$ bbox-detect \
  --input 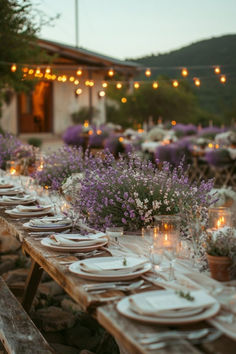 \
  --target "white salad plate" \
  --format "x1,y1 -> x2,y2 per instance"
117,290 -> 220,325
41,237 -> 108,252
